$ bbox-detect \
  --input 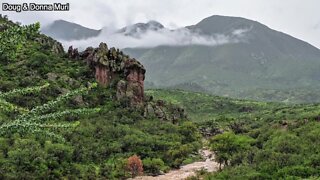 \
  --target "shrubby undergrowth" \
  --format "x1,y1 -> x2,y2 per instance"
149,89 -> 320,179
0,16 -> 201,179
